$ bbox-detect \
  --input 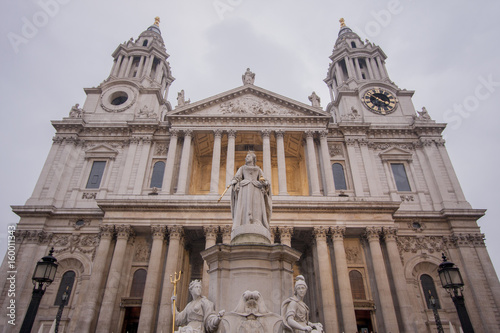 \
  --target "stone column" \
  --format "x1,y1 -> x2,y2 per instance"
313,227 -> 339,333
133,137 -> 152,194
261,130 -> 272,182
364,227 -> 399,333
354,57 -> 362,80
345,138 -> 364,196
369,58 -> 381,79
124,56 -> 134,77
335,62 -> 343,84
305,131 -> 321,196
221,225 -> 232,244
157,226 -> 184,331
365,57 -> 375,79
344,56 -> 354,79
382,227 -> 414,333
276,130 -> 288,195
202,226 -> 218,295
114,54 -> 123,76
376,57 -> 388,78
162,129 -> 179,194
225,130 -> 236,186
359,139 -> 381,197
137,225 -> 166,333
278,226 -> 293,247
137,55 -> 146,77
421,139 -> 451,203
176,129 -> 193,194
96,225 -> 134,333
119,137 -> 139,193
270,227 -> 277,244
76,225 -> 114,332
210,129 -> 223,194
144,54 -> 154,77
319,130 -> 335,196
154,62 -> 164,83
436,140 -> 468,203
331,227 -> 357,333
